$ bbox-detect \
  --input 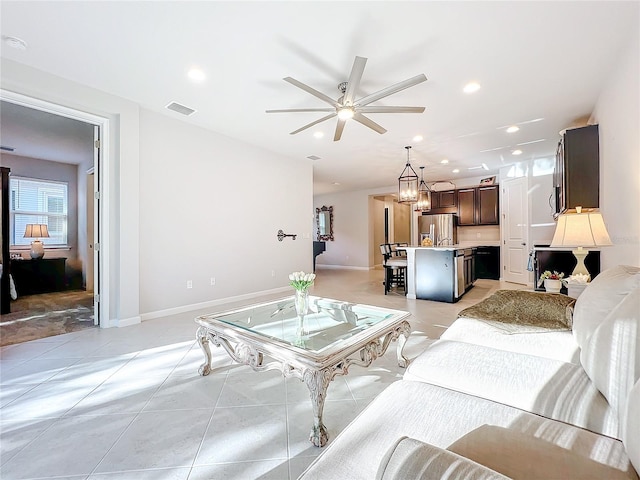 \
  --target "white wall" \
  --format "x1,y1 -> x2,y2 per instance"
315,186 -> 398,269
1,59 -> 141,326
138,110 -> 313,315
1,59 -> 313,325
592,29 -> 640,269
